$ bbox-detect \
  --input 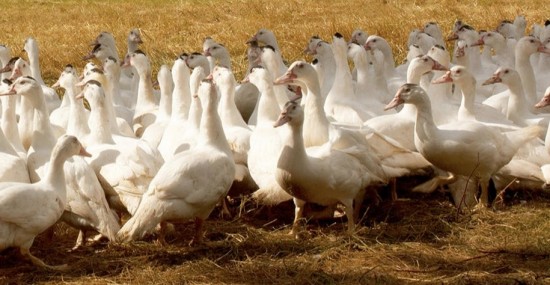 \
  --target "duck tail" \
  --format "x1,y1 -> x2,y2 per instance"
117,195 -> 162,242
